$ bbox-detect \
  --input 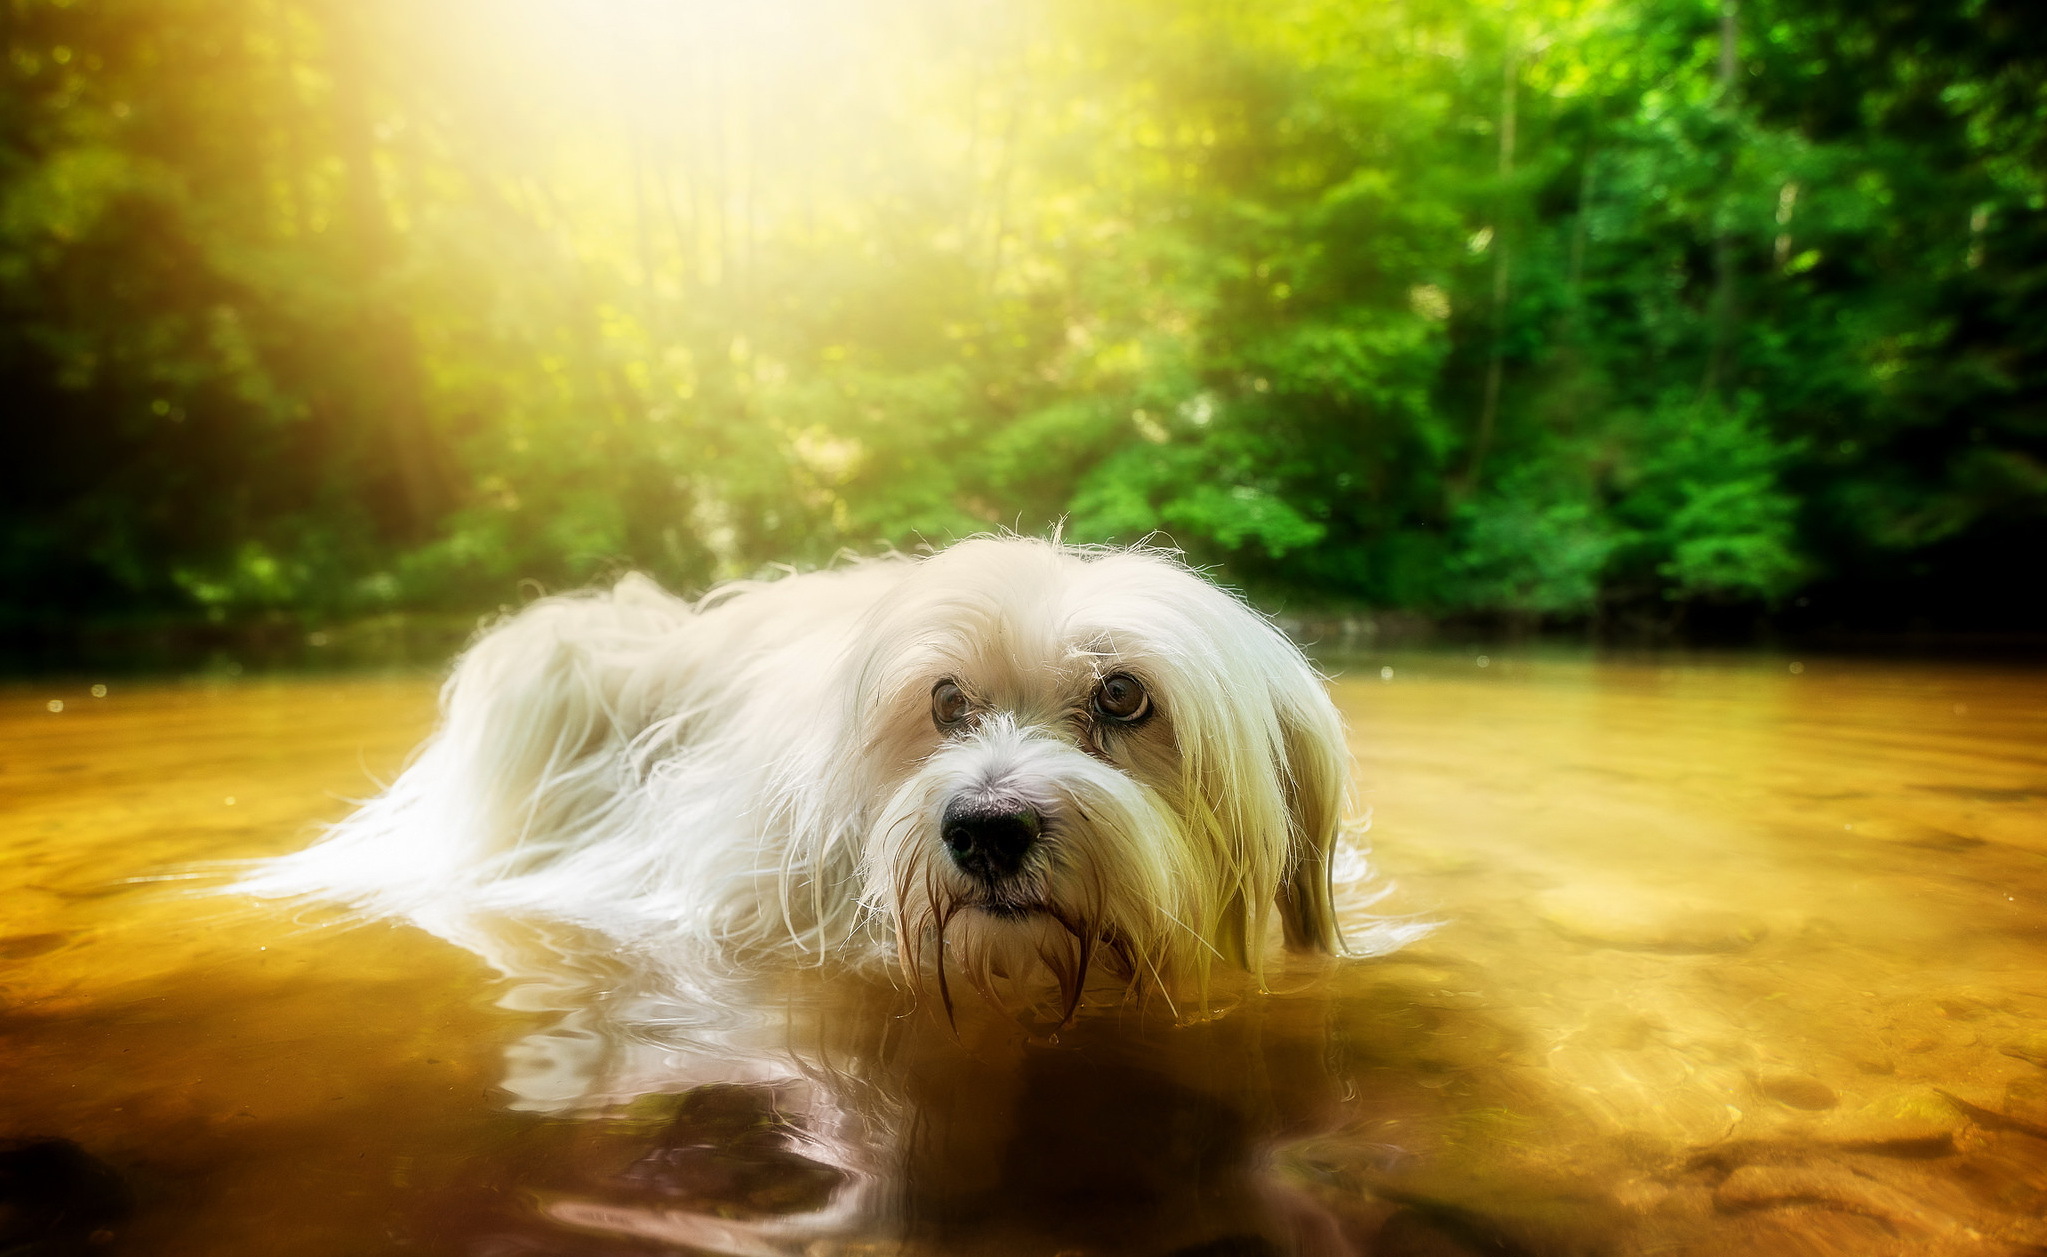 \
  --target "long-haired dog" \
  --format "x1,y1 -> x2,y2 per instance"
240,537 -> 1360,1018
